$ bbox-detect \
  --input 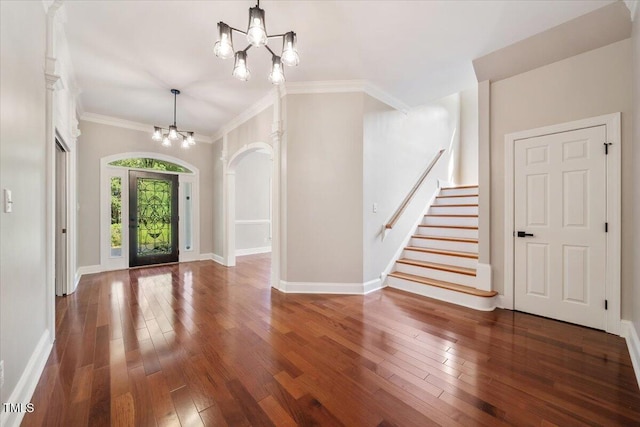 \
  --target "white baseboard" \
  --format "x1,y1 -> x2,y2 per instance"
209,253 -> 225,265
363,278 -> 385,294
235,246 -> 272,256
1,331 -> 52,427
621,320 -> 640,388
76,264 -> 102,276
279,280 -> 383,295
